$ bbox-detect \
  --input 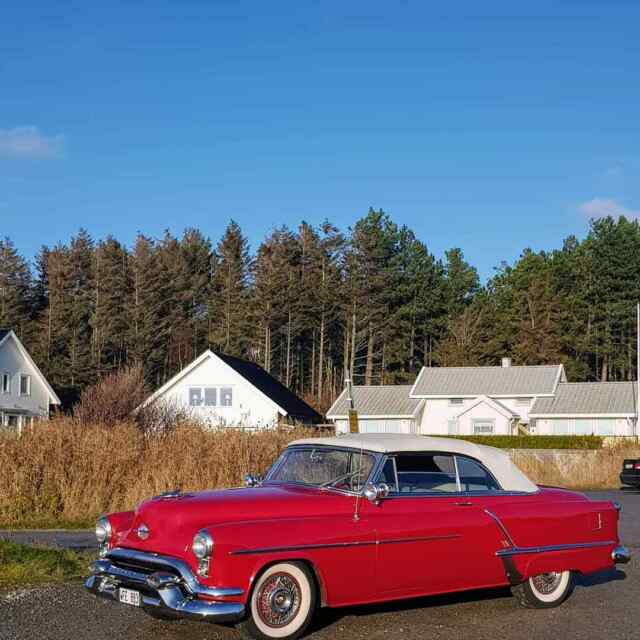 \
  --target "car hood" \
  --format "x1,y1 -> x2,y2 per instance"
115,484 -> 350,557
